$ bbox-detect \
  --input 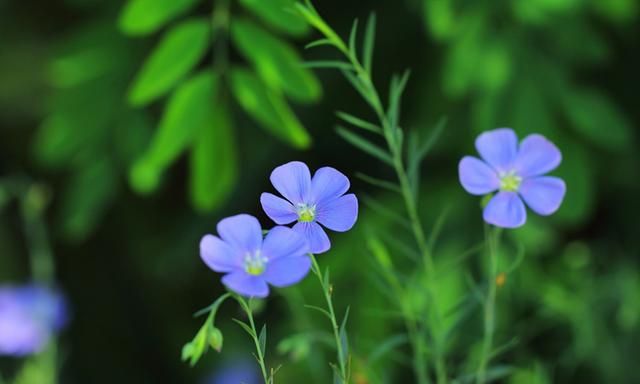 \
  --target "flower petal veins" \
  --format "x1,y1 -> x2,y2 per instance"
459,156 -> 500,195
475,128 -> 518,172
311,167 -> 351,204
260,193 -> 297,225
293,221 -> 331,254
221,271 -> 270,298
483,191 -> 527,228
519,176 -> 566,215
217,214 -> 263,253
315,194 -> 358,232
270,161 -> 312,205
